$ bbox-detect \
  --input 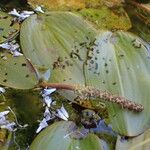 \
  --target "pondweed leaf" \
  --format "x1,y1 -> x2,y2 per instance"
30,121 -> 108,150
20,12 -> 97,84
20,11 -> 150,136
116,128 -> 150,150
0,51 -> 38,89
0,10 -> 19,43
84,31 -> 150,136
